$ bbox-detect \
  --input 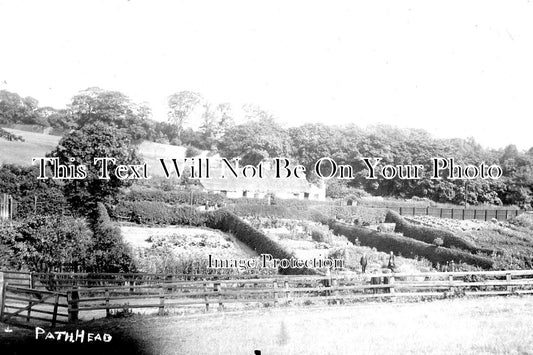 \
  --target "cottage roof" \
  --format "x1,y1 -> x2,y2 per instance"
199,167 -> 311,194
